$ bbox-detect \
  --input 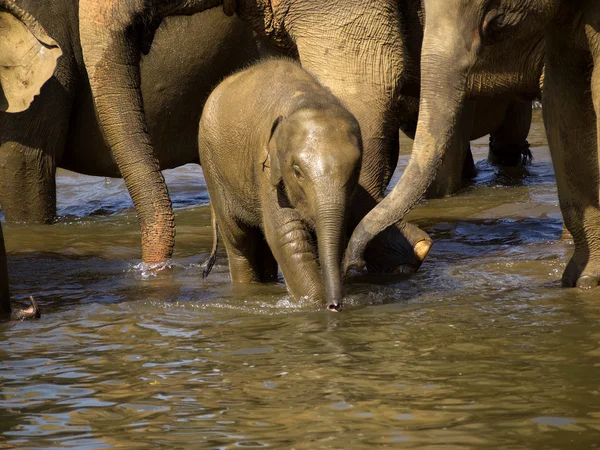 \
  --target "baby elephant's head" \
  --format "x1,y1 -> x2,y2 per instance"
268,106 -> 362,311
